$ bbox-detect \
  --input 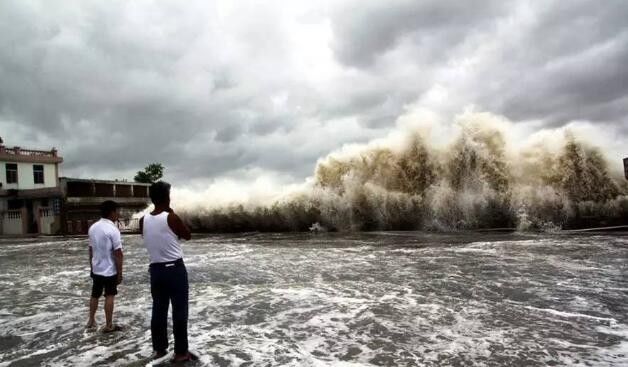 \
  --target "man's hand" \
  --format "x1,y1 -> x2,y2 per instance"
117,273 -> 123,285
